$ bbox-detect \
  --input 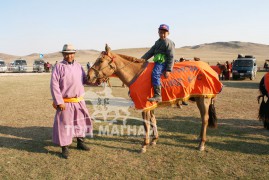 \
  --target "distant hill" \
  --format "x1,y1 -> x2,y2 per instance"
178,41 -> 269,65
182,41 -> 269,52
0,53 -> 18,61
1,41 -> 269,66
